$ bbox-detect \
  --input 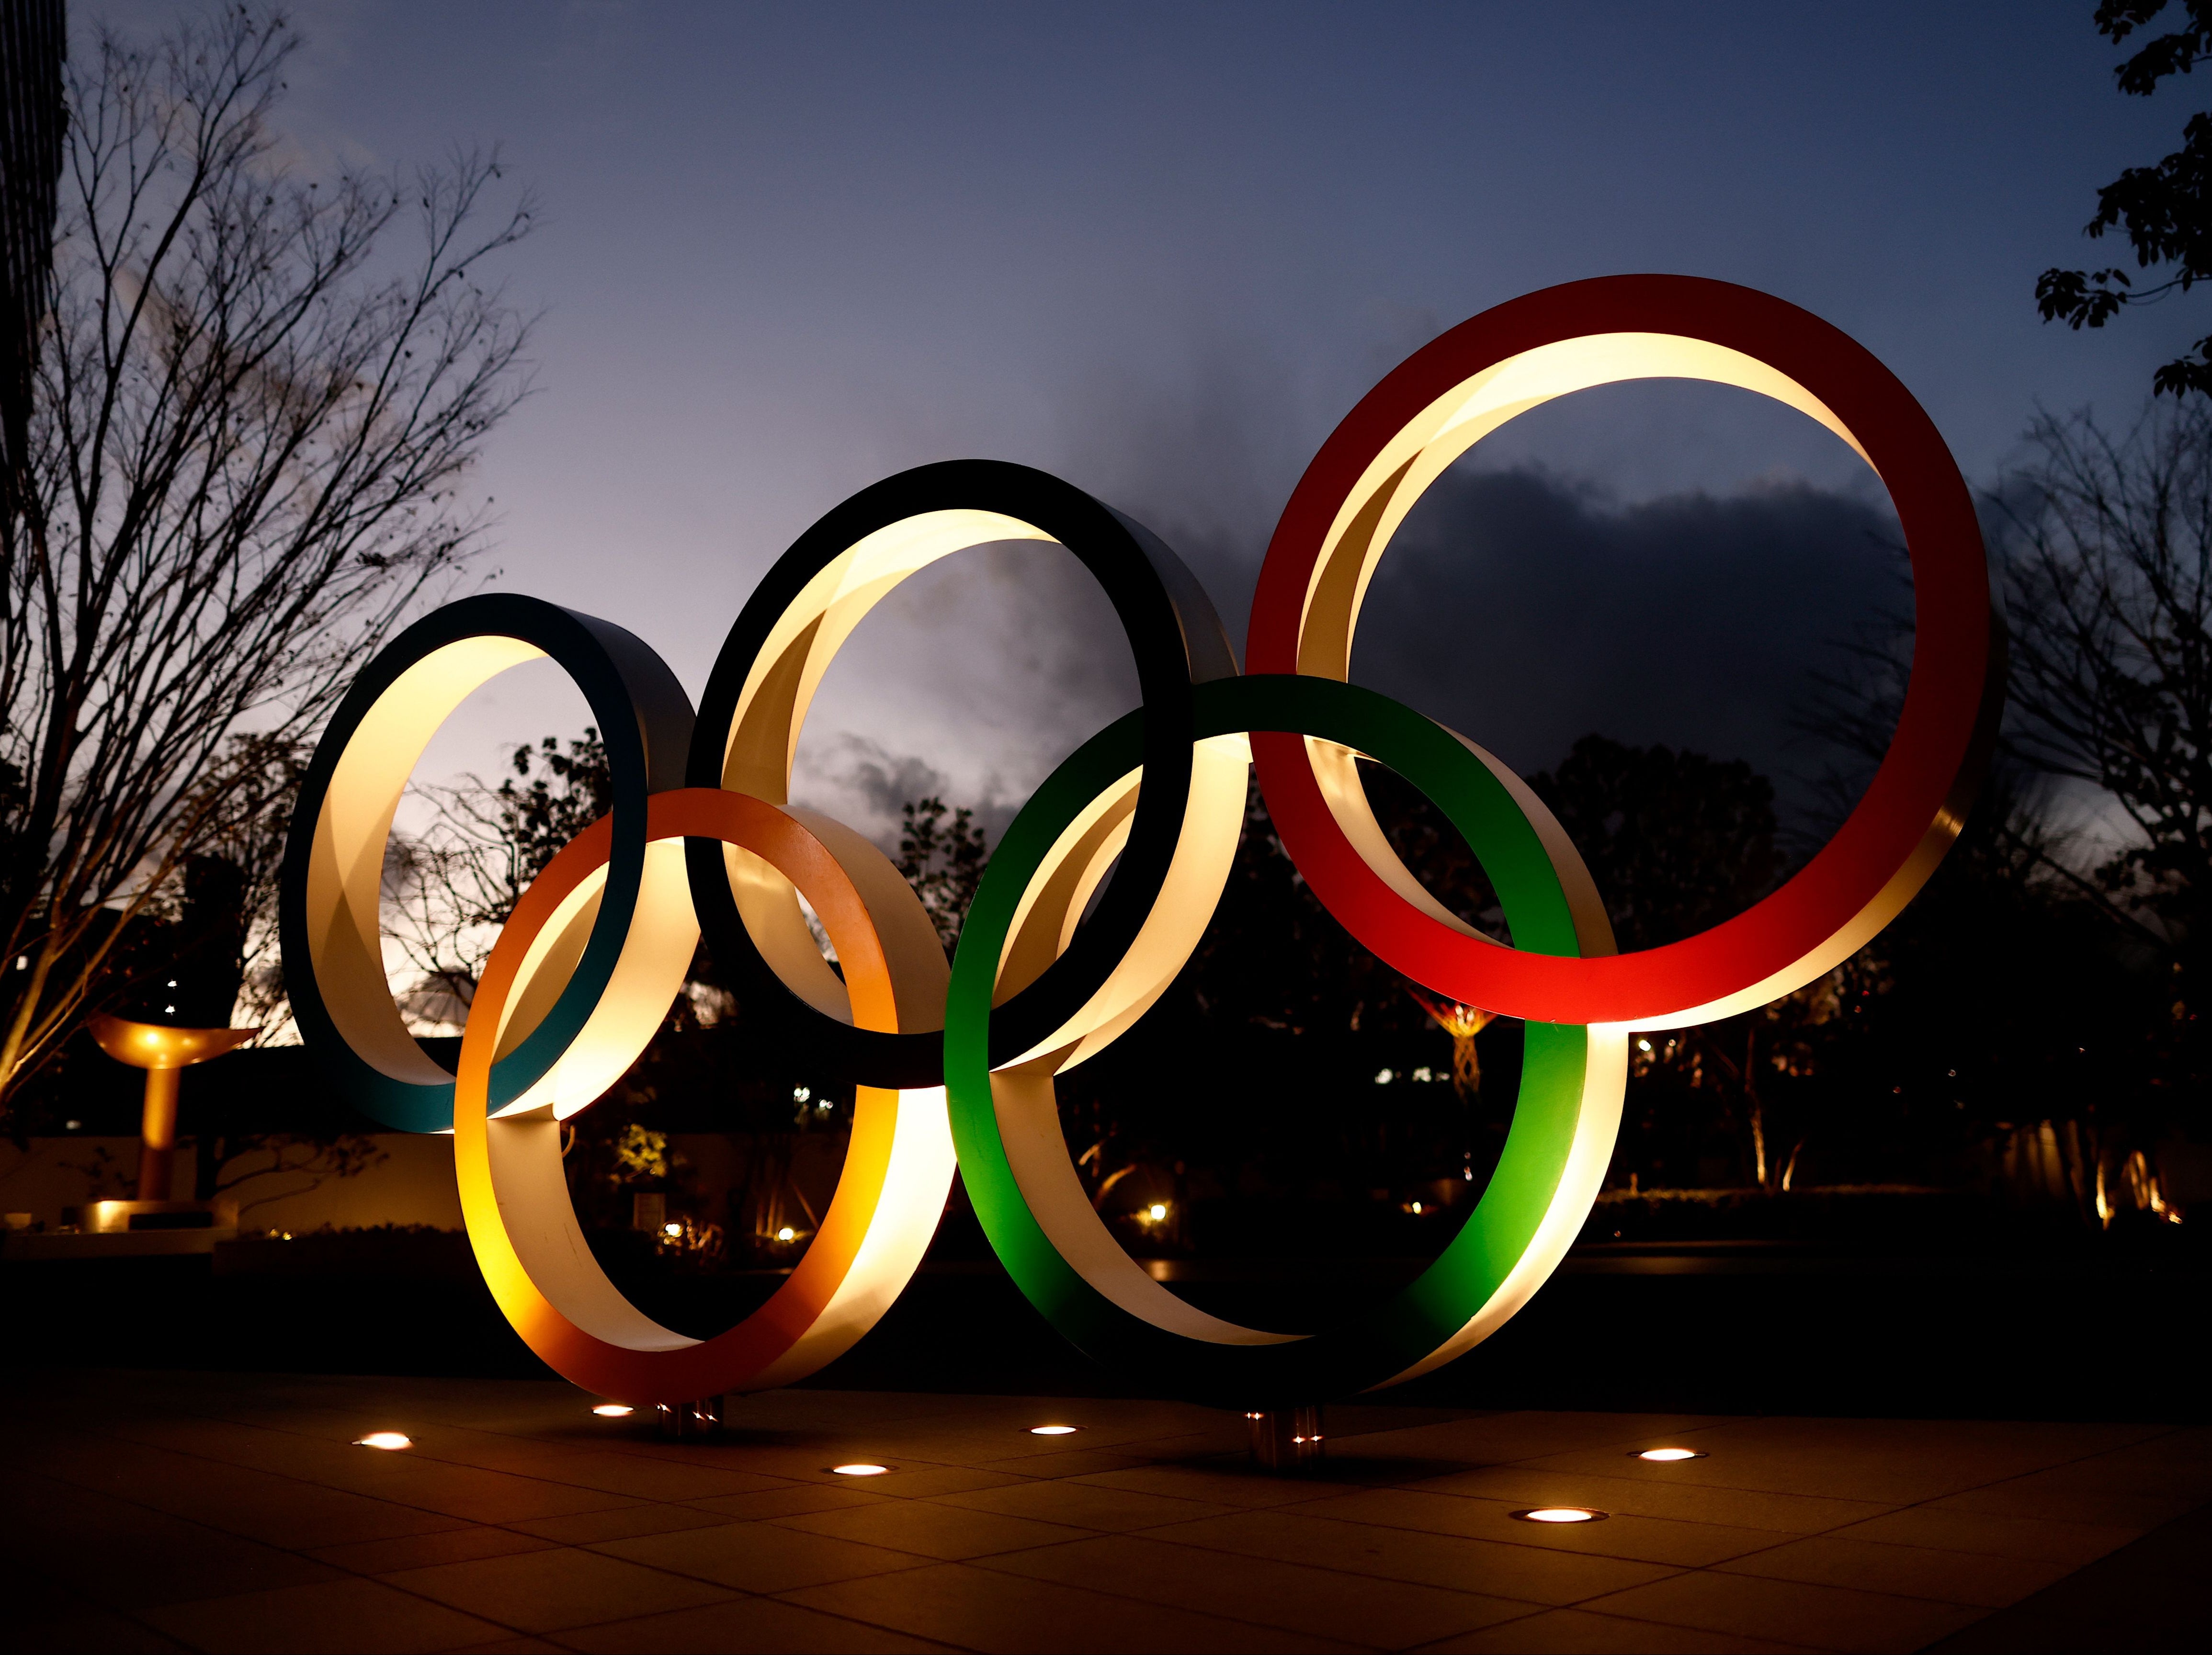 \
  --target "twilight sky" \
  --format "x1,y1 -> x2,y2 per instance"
106,0 -> 2202,839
